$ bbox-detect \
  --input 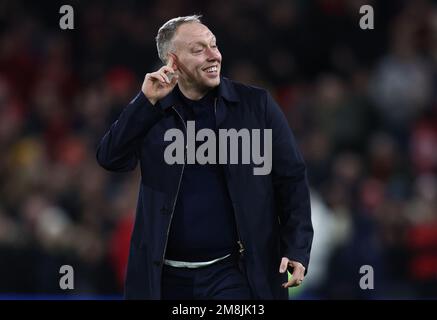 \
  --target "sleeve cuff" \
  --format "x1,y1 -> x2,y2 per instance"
130,91 -> 166,115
